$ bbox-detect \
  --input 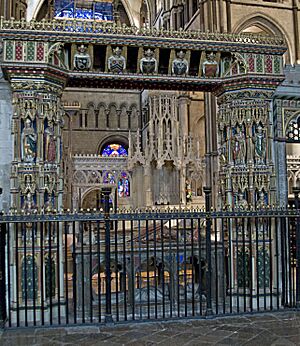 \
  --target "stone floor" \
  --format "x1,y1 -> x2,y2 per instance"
1,311 -> 300,345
